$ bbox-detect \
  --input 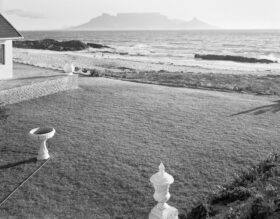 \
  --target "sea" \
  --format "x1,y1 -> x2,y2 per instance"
21,30 -> 280,73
